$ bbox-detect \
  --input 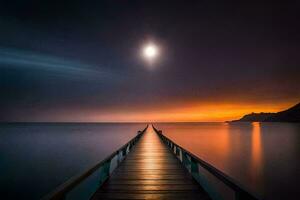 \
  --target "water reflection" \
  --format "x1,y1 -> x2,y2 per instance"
157,123 -> 231,172
156,122 -> 300,200
250,122 -> 263,185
